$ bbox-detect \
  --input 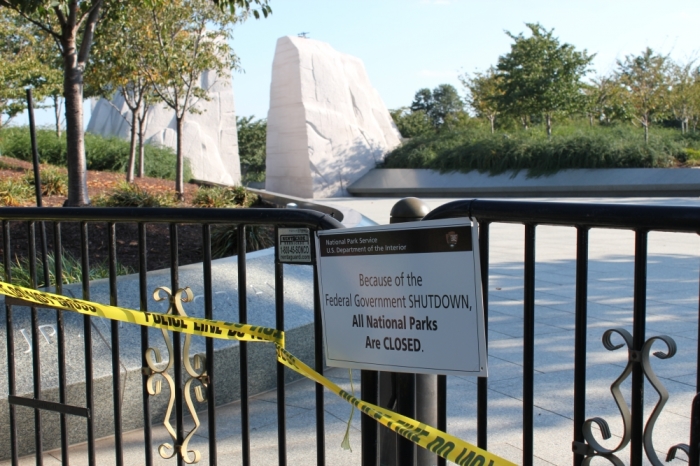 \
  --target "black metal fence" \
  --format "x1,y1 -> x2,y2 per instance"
1,200 -> 699,466
0,207 -> 342,466
421,199 -> 700,466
